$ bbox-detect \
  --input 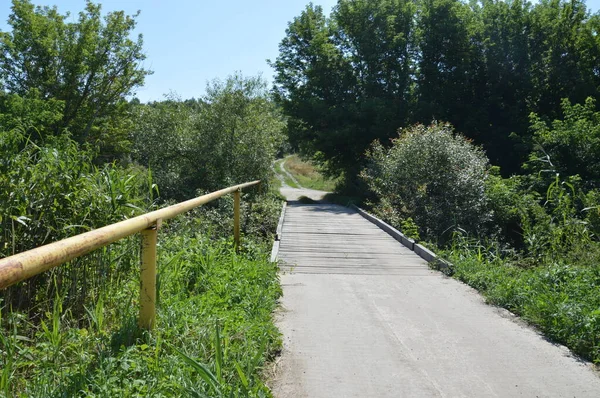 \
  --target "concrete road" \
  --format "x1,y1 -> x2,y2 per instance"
272,187 -> 600,397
